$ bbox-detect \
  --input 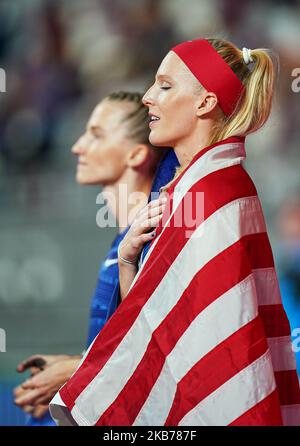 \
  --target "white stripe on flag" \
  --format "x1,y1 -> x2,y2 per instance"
172,142 -> 246,210
268,336 -> 297,372
253,268 -> 282,306
72,196 -> 265,425
133,274 -> 258,425
178,350 -> 276,426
